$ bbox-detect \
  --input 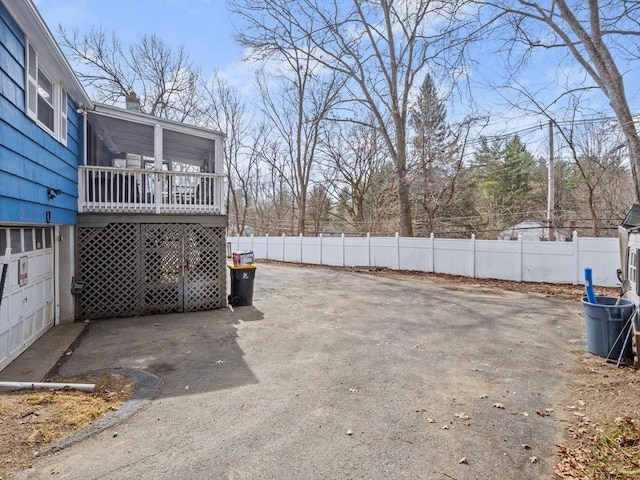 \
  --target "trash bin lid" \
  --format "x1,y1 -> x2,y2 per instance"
227,264 -> 257,270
